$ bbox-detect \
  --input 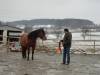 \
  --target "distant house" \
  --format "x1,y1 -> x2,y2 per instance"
0,25 -> 22,44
